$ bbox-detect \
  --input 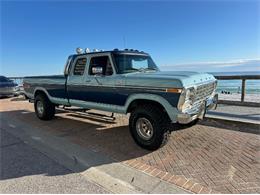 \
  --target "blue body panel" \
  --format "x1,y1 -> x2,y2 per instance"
24,71 -> 215,109
24,74 -> 181,107
24,75 -> 67,98
35,83 -> 67,98
67,85 -> 180,107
